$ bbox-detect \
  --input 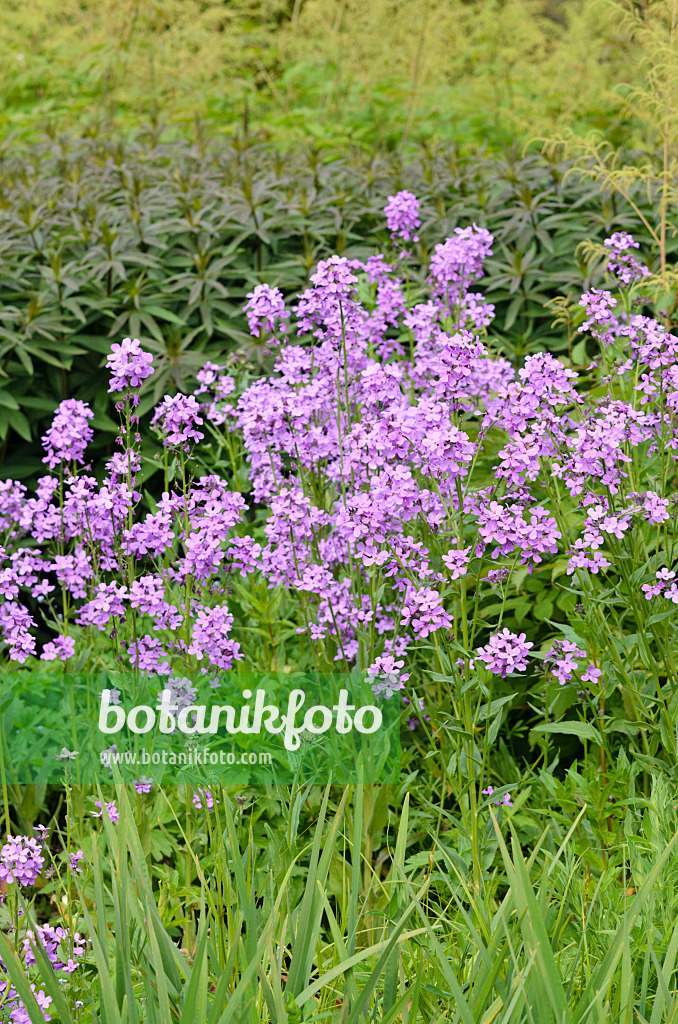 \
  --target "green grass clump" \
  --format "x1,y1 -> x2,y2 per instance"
5,774 -> 678,1022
